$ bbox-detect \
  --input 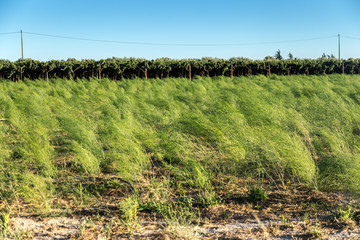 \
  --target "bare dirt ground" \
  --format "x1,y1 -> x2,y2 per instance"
4,178 -> 360,239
